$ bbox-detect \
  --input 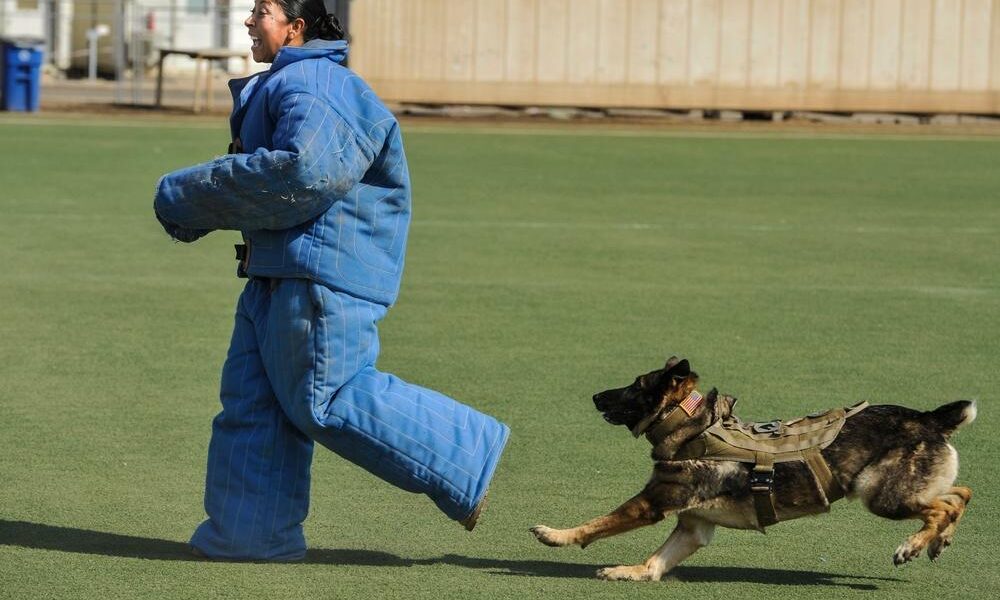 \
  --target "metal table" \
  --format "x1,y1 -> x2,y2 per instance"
155,48 -> 251,112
